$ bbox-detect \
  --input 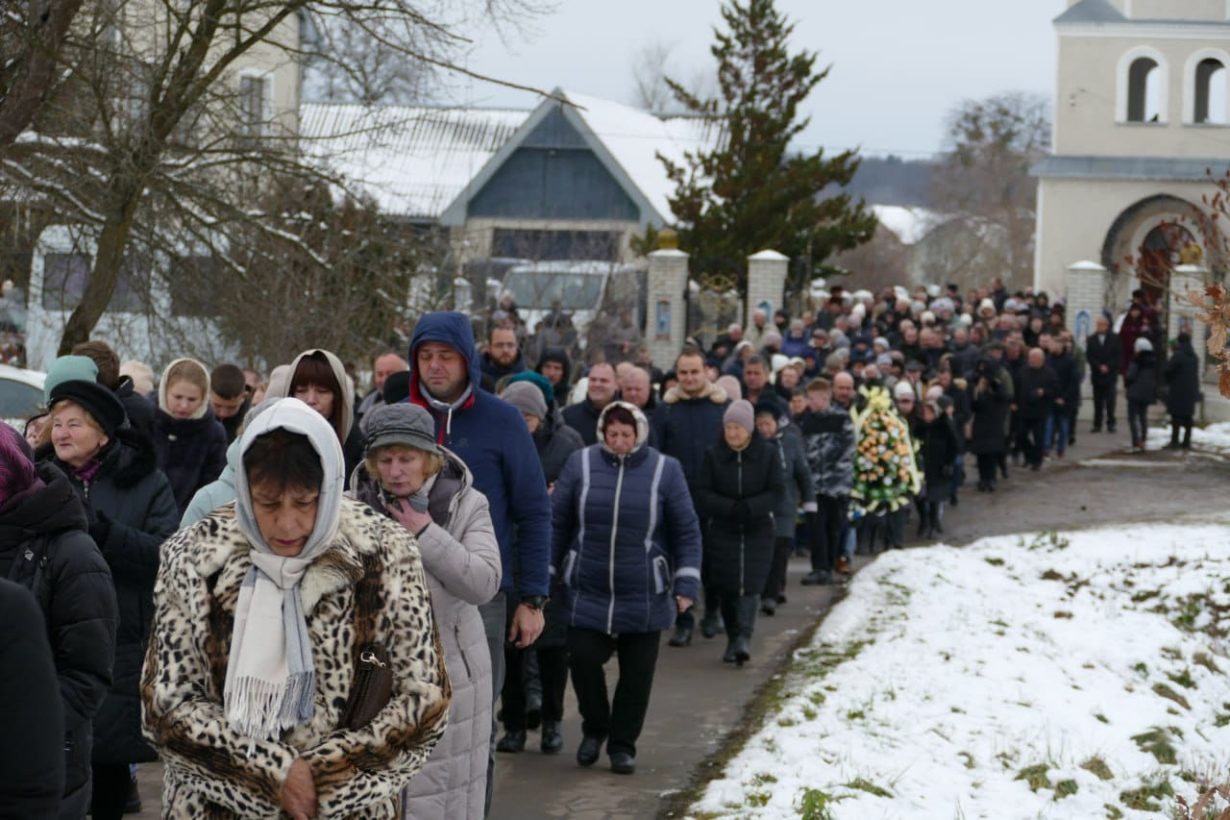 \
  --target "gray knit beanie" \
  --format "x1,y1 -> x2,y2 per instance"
501,381 -> 547,422
361,403 -> 440,454
724,399 -> 755,434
